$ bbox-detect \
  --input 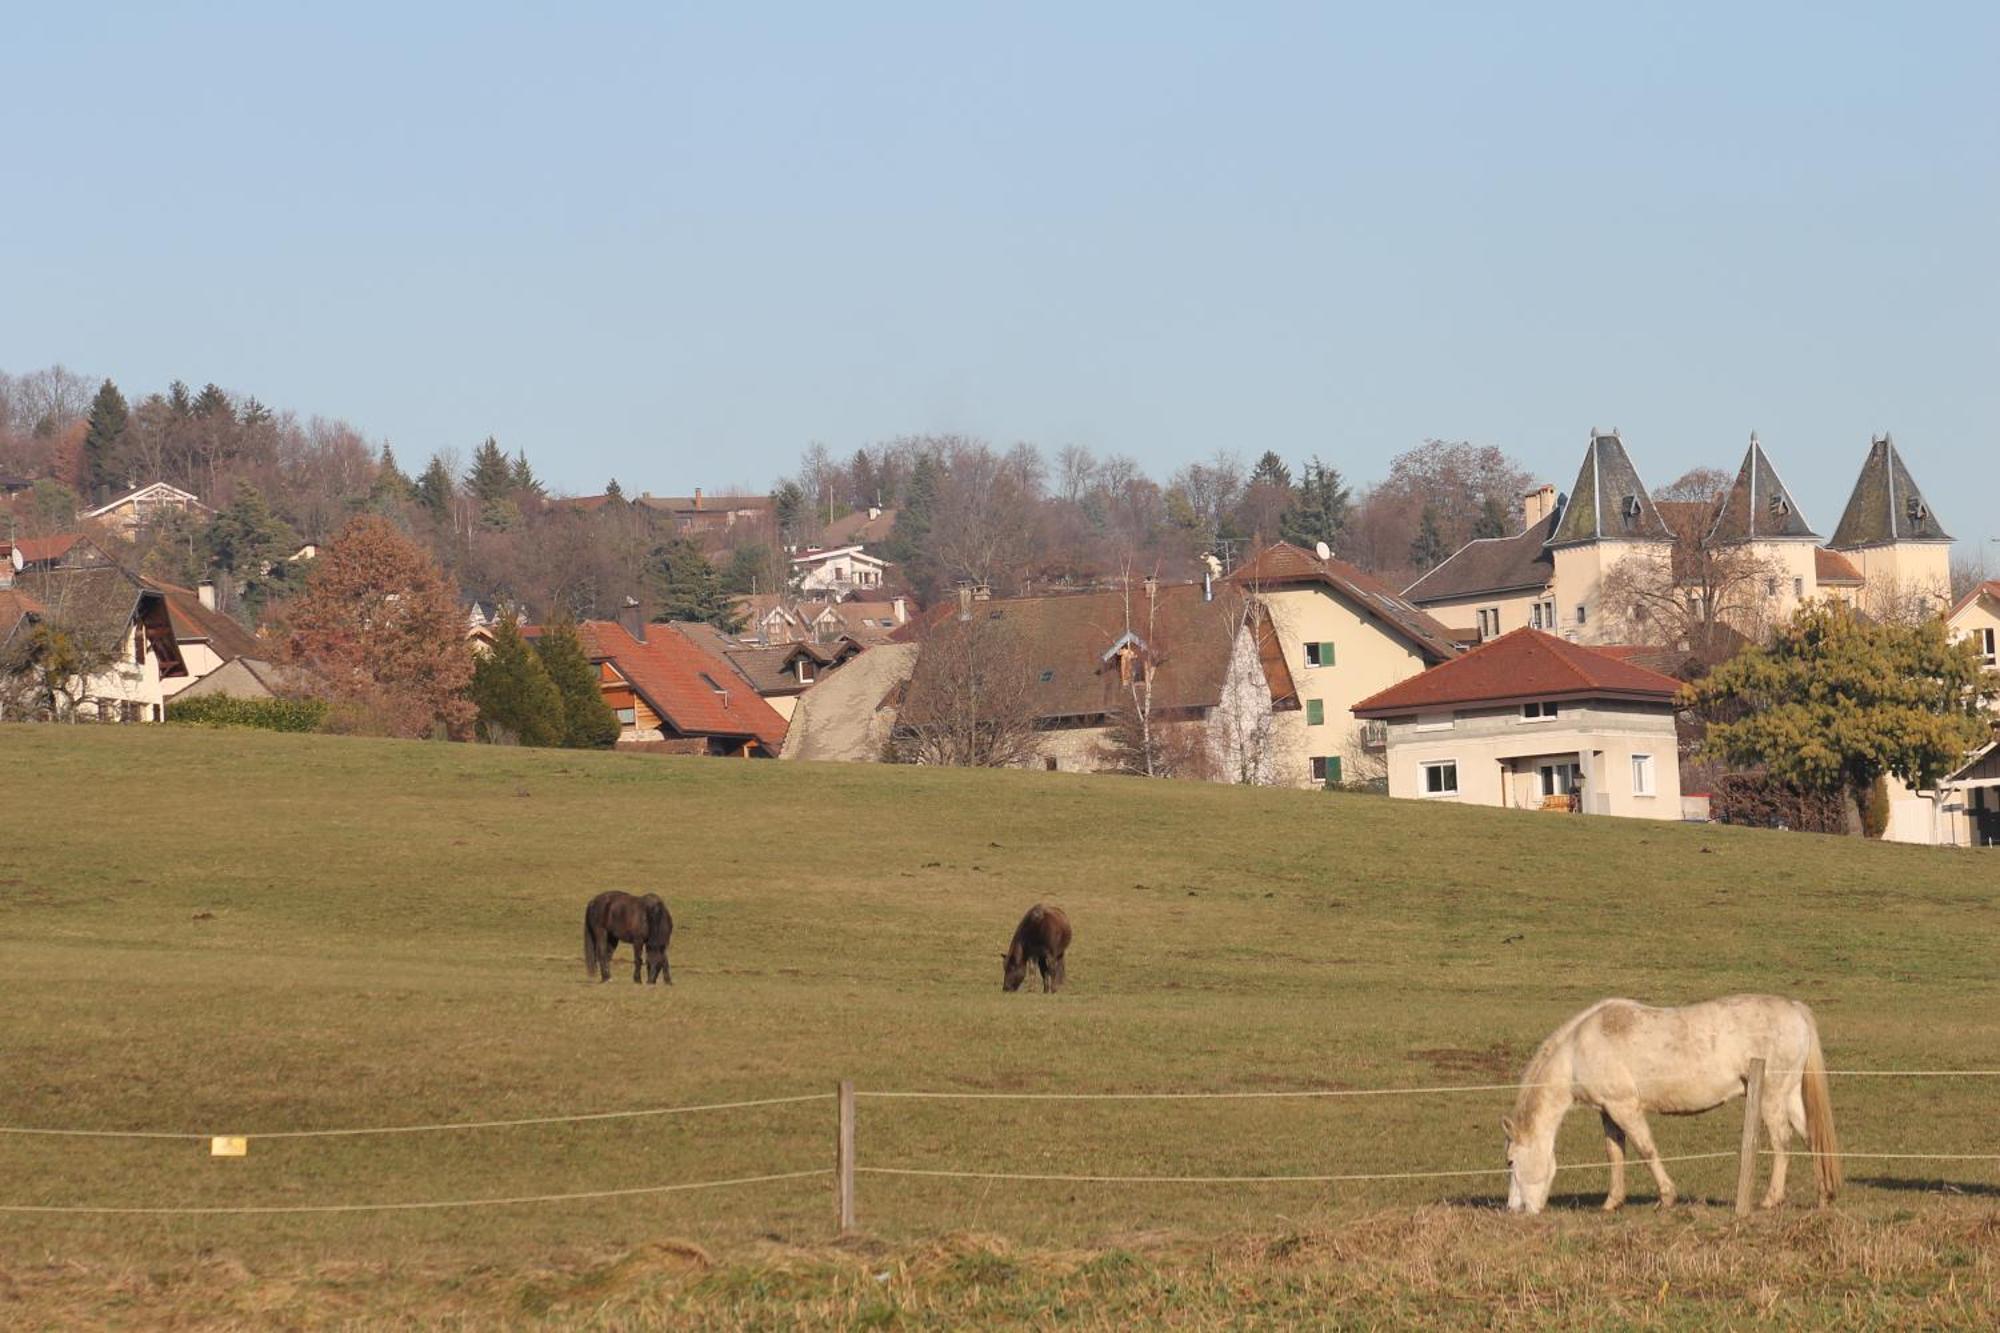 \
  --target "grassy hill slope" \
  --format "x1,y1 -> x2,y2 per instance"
3,725 -> 1997,1326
